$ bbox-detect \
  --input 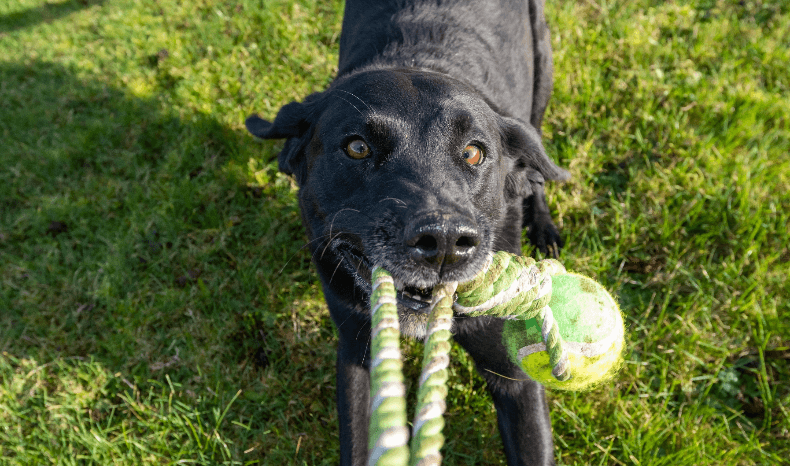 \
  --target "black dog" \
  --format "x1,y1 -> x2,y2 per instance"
246,1 -> 569,464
